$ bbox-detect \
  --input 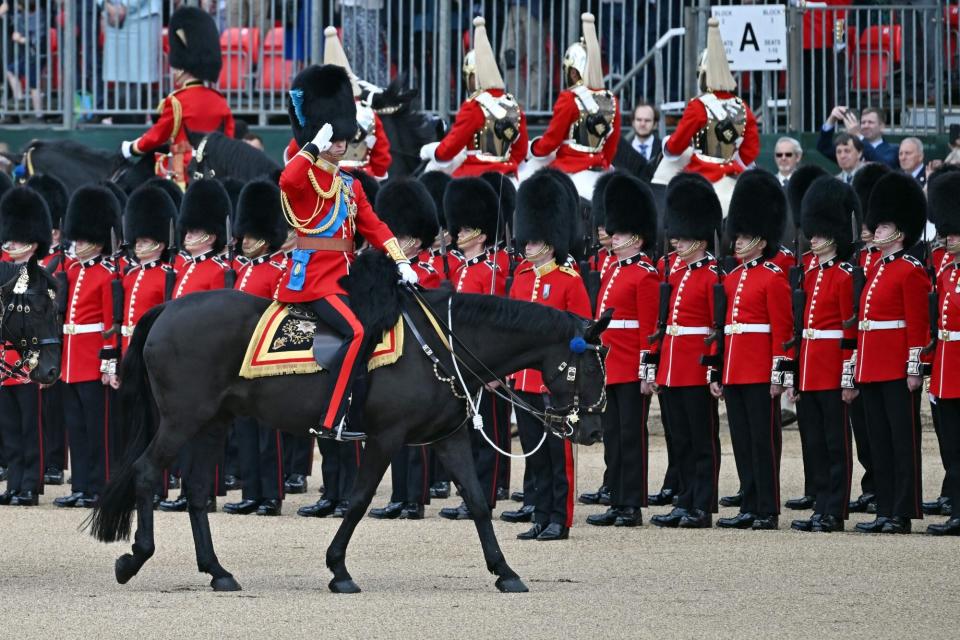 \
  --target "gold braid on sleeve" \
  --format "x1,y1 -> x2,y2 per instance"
383,237 -> 407,263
